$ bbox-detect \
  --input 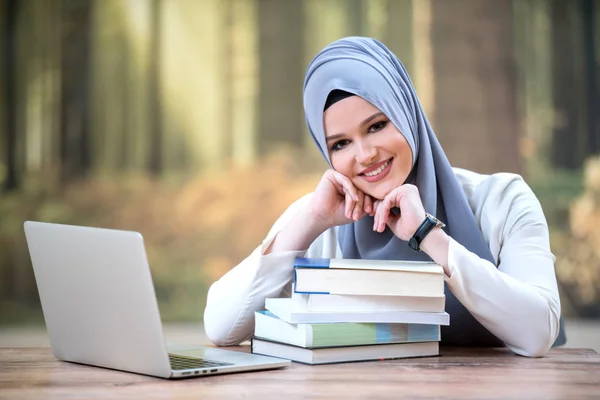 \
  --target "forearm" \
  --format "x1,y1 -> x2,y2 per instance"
420,227 -> 450,275
204,195 -> 317,346
445,238 -> 560,357
203,241 -> 303,346
265,205 -> 328,254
